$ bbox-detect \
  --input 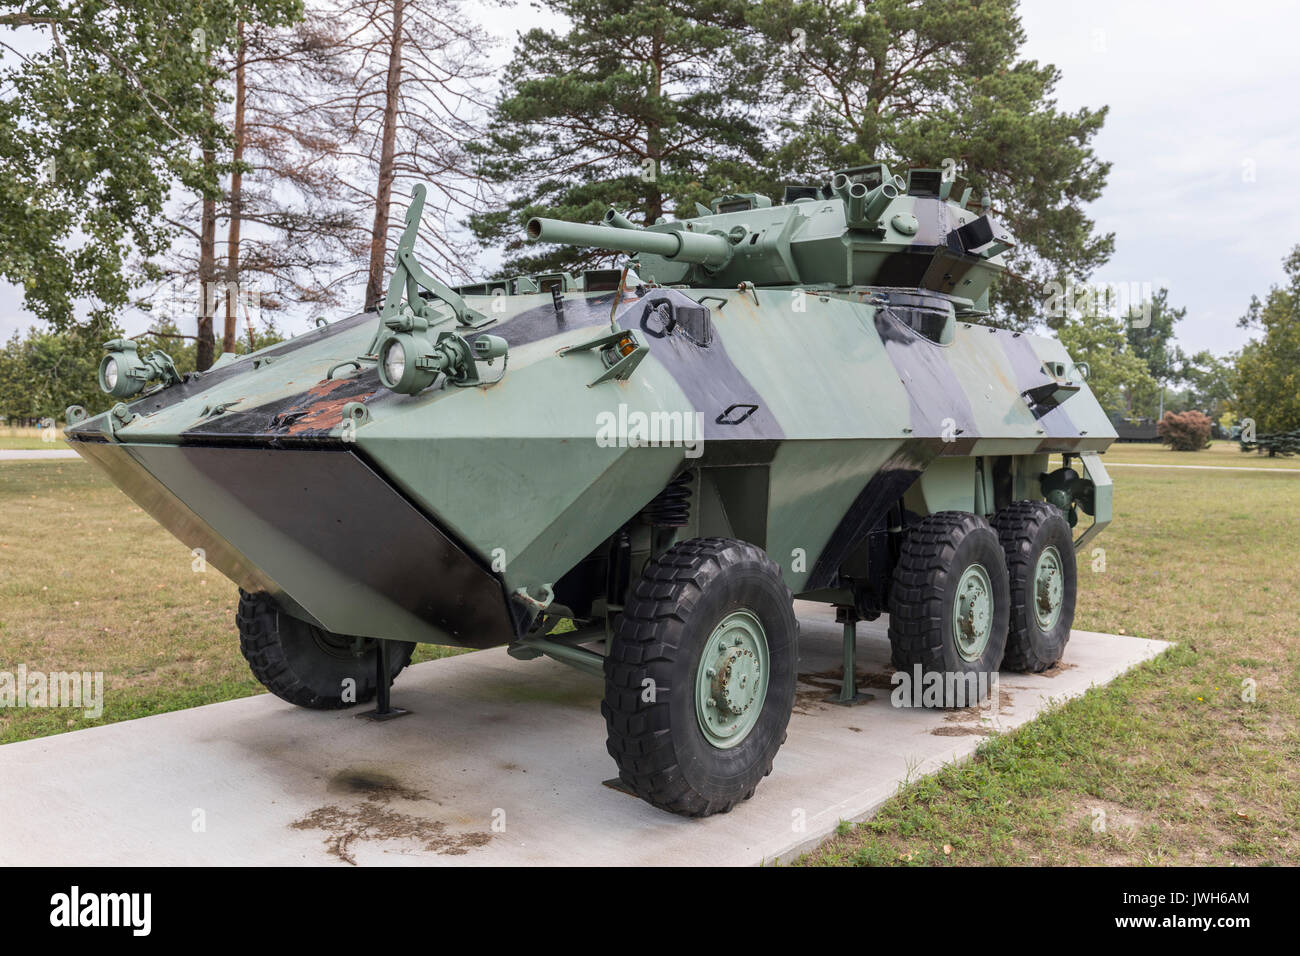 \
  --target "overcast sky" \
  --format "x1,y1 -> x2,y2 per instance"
2,0 -> 1296,357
